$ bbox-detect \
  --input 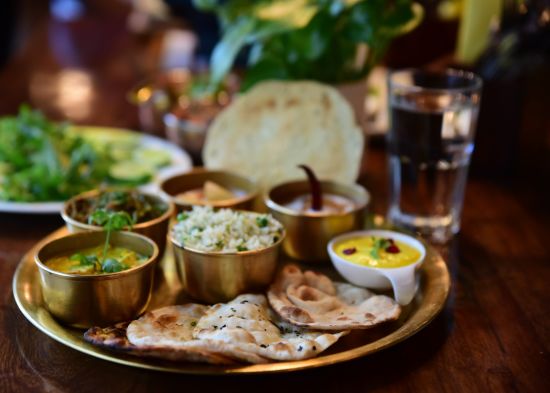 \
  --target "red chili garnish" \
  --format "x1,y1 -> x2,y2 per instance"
298,164 -> 323,211
343,247 -> 357,255
385,244 -> 400,253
